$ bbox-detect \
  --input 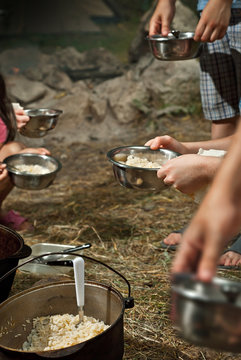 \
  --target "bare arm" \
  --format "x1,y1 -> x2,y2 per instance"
194,0 -> 232,42
145,134 -> 233,154
172,121 -> 241,281
149,0 -> 176,36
